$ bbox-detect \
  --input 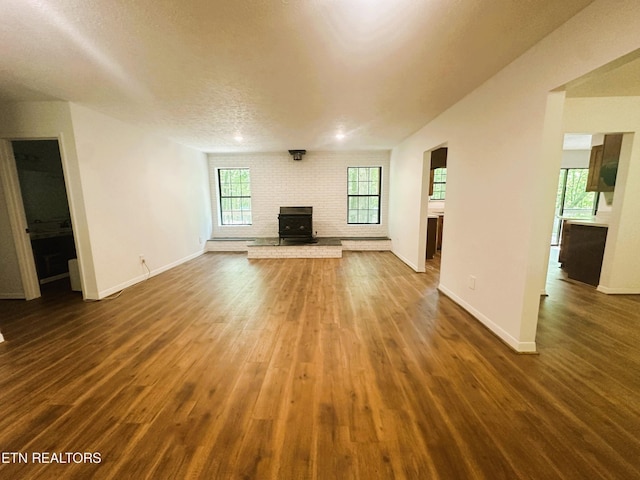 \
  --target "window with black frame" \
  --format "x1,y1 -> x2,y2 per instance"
218,168 -> 252,225
551,168 -> 598,245
431,167 -> 446,200
347,166 -> 381,224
